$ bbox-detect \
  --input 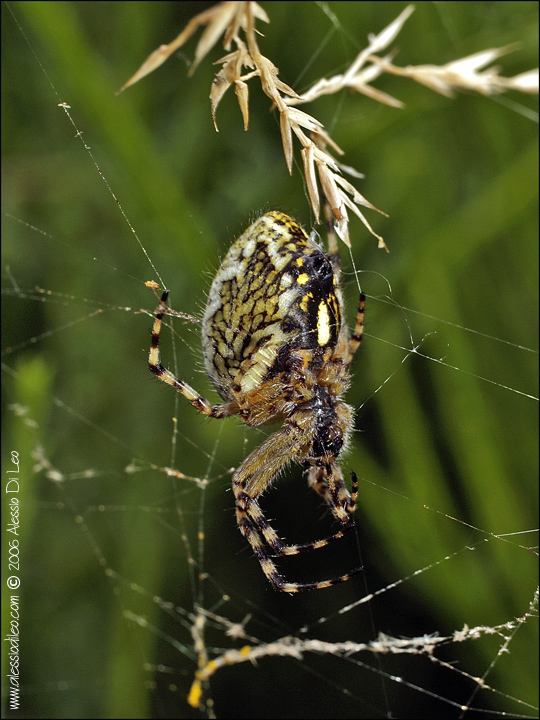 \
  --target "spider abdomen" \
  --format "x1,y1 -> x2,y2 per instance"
202,211 -> 344,400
